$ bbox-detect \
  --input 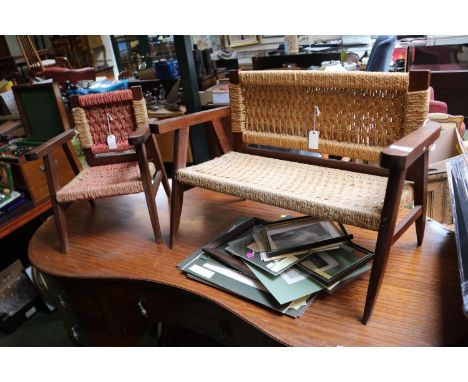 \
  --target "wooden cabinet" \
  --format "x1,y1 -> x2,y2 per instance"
40,275 -> 280,346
